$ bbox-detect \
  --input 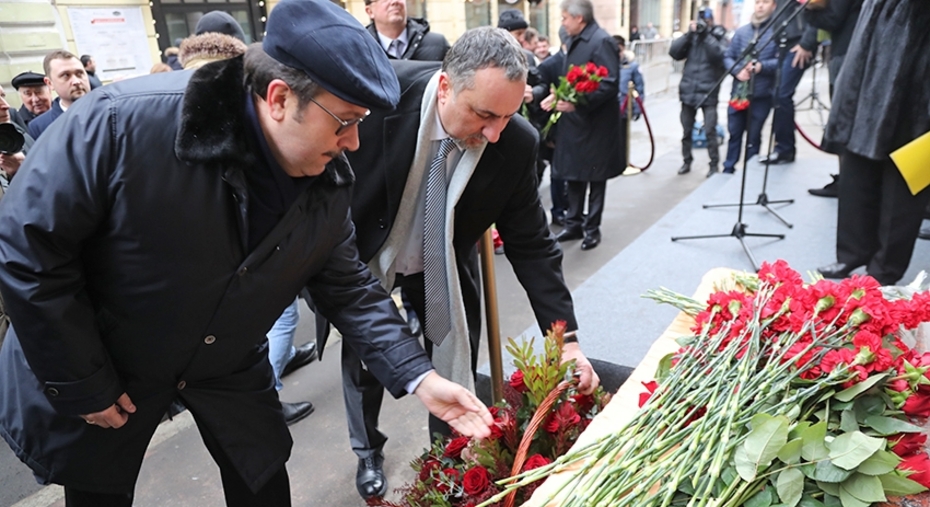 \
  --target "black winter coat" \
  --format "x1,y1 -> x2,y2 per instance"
669,27 -> 727,107
0,57 -> 431,493
366,17 -> 450,62
548,22 -> 624,182
823,0 -> 930,159
805,0 -> 863,58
